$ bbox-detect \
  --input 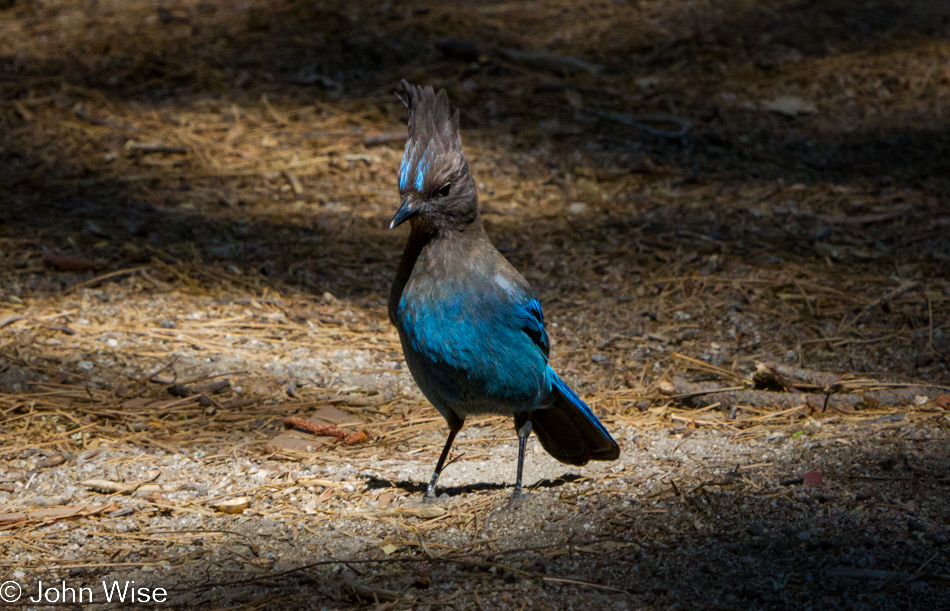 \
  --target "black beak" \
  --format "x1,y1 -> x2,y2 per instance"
389,197 -> 419,228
